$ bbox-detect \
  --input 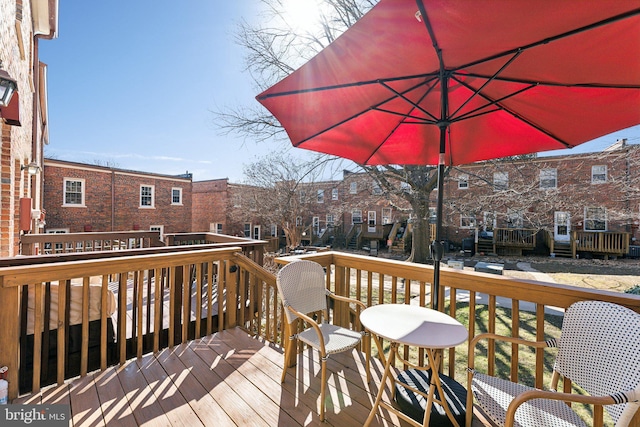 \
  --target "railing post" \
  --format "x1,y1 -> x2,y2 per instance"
333,265 -> 349,327
0,280 -> 20,400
